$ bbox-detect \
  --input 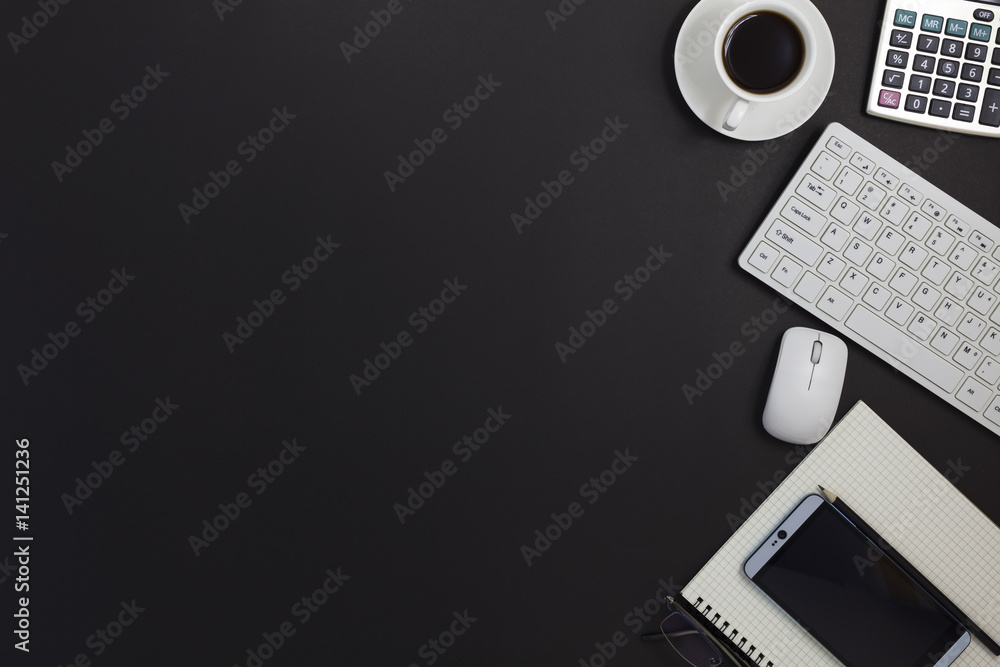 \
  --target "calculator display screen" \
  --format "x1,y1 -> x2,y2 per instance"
752,502 -> 967,667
